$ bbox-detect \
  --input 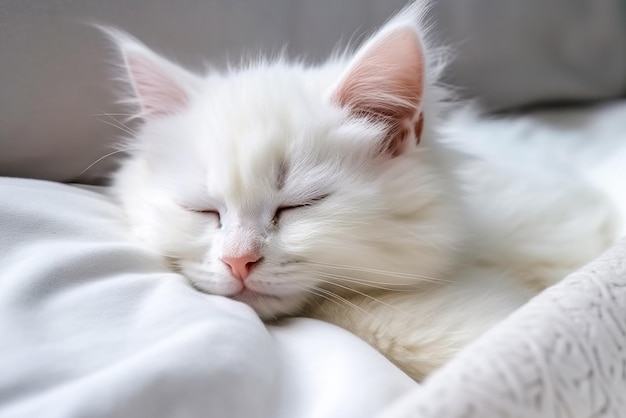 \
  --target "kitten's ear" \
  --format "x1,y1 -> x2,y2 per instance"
332,7 -> 426,155
103,27 -> 201,119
